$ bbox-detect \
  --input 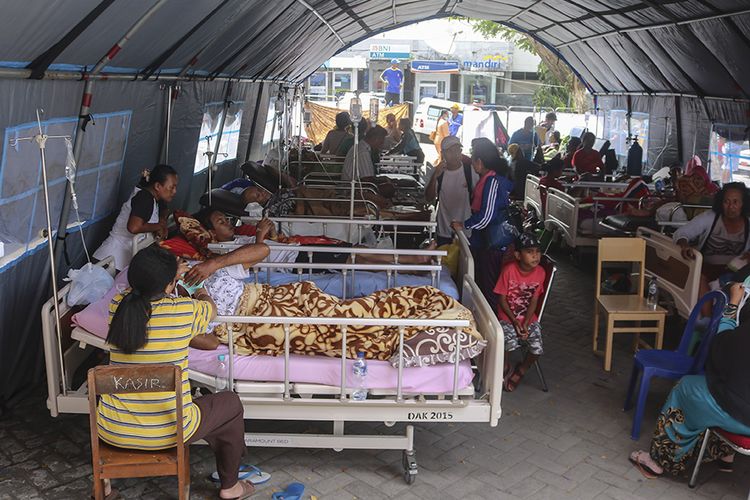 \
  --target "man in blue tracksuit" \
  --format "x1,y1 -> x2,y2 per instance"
380,59 -> 403,106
